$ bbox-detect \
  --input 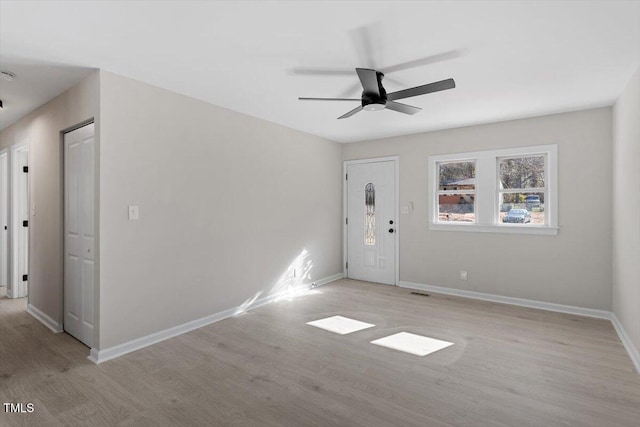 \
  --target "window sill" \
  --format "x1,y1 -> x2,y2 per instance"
428,222 -> 559,235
